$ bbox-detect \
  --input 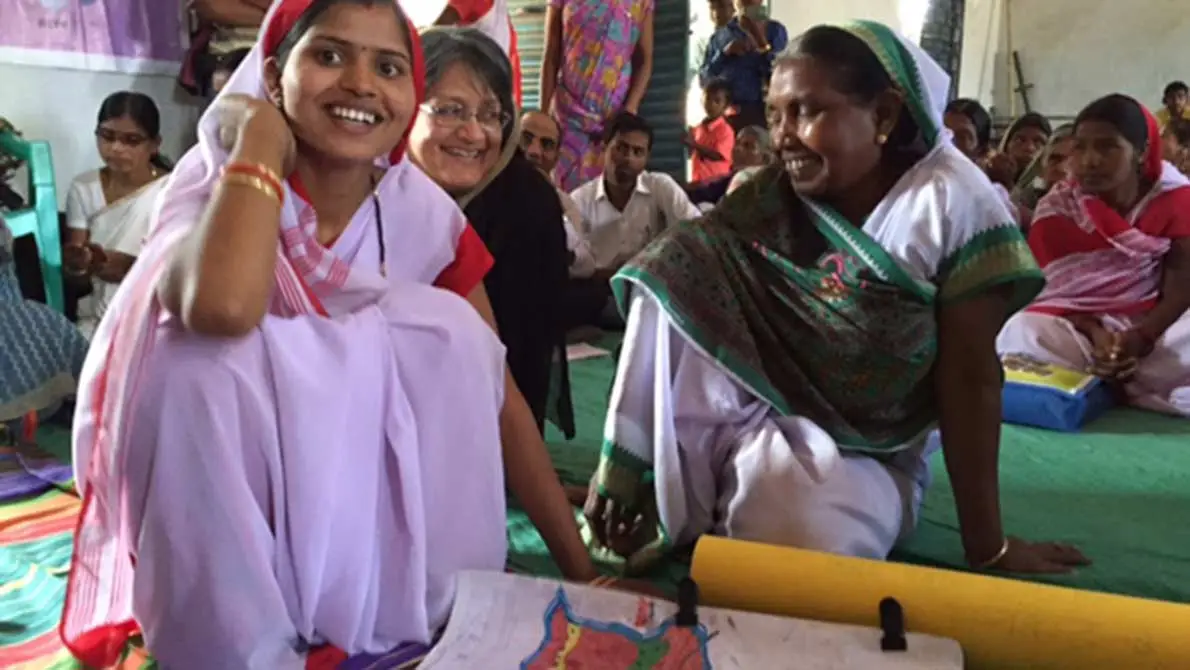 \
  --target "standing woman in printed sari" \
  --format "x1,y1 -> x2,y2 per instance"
582,22 -> 1090,575
409,27 -> 574,435
63,92 -> 172,339
539,0 -> 654,191
998,94 -> 1190,416
63,1 -> 602,667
